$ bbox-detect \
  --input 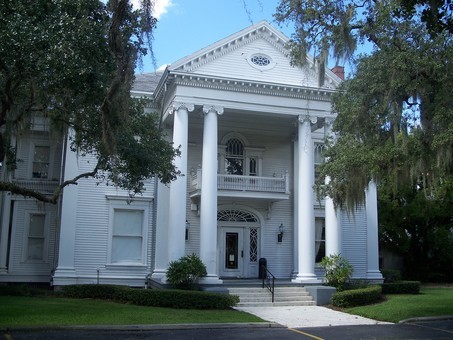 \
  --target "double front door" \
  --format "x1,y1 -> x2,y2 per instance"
219,226 -> 259,278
